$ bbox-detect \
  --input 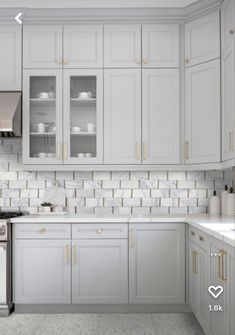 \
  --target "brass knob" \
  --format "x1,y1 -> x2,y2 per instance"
39,228 -> 46,234
185,58 -> 190,64
96,228 -> 103,234
63,59 -> 69,65
143,59 -> 148,65
230,29 -> 234,35
56,59 -> 62,64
